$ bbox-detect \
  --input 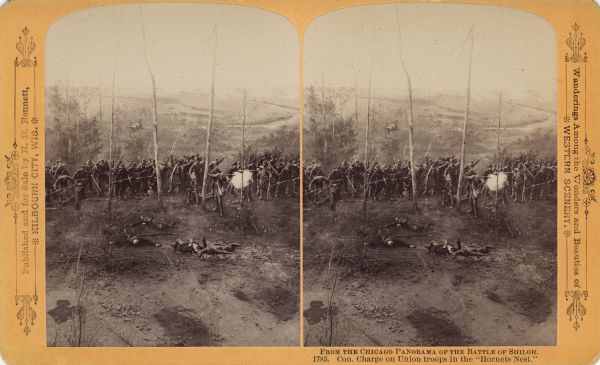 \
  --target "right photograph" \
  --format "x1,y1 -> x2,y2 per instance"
302,4 -> 557,346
